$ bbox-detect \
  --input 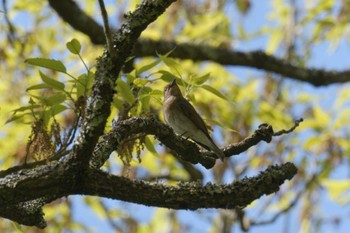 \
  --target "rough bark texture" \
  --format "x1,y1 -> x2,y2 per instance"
90,117 -> 279,169
0,159 -> 297,228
